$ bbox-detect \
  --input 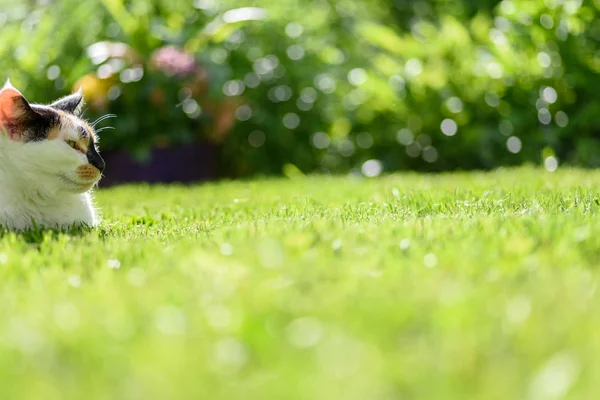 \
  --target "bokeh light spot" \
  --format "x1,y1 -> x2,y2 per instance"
528,352 -> 580,400
220,243 -> 234,256
540,14 -> 554,29
485,92 -> 500,107
269,85 -> 292,103
222,7 -> 267,23
406,142 -> 421,158
244,72 -> 260,88
396,129 -> 414,145
422,146 -> 438,163
235,105 -> 252,121
507,136 -> 522,153
445,97 -> 463,113
361,159 -> 383,177
311,132 -> 330,149
389,75 -> 405,93
538,108 -> 552,125
248,131 -> 266,147
424,253 -> 438,268
314,74 -> 336,94
399,238 -> 411,250
210,48 -> 228,64
46,65 -> 60,80
544,156 -> 558,172
300,87 -> 318,103
441,119 -> 458,136
405,59 -> 423,78
182,99 -> 201,119
537,52 -> 552,68
223,80 -> 245,96
297,97 -> 313,111
287,44 -> 305,60
347,68 -> 367,86
486,62 -> 504,79
97,64 -> 113,79
555,111 -> 569,127
542,87 -> 558,104
285,22 -> 304,38
283,113 -> 300,129
499,120 -> 514,136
